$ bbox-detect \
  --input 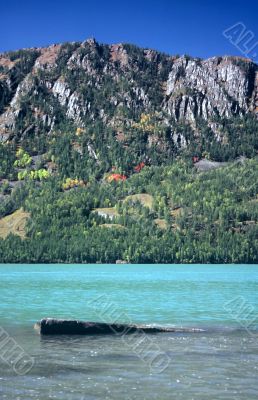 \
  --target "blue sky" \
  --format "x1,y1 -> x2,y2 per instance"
1,0 -> 258,60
